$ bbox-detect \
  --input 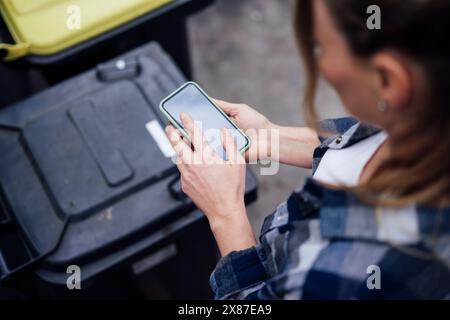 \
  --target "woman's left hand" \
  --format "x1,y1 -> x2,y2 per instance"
165,112 -> 256,255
